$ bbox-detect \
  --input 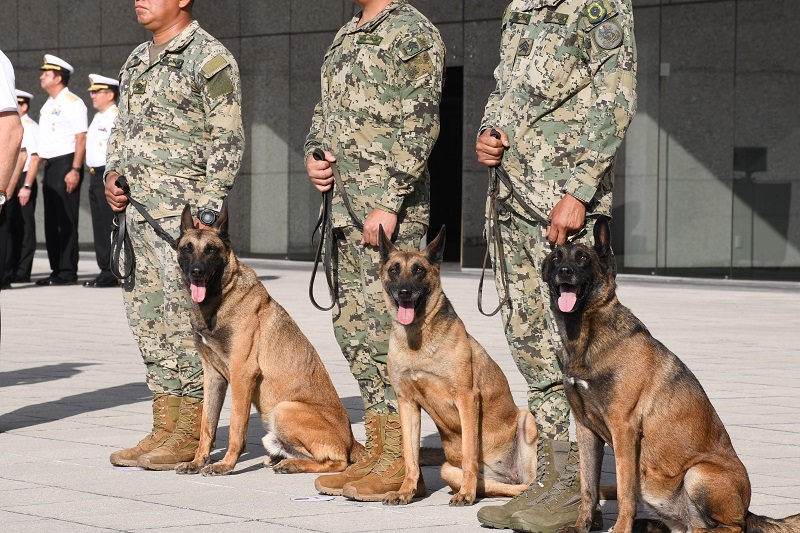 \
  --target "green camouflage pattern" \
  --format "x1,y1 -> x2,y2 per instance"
480,0 -> 637,219
122,214 -> 203,399
491,215 -> 612,440
304,0 -> 445,228
106,20 -> 244,219
331,223 -> 426,414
